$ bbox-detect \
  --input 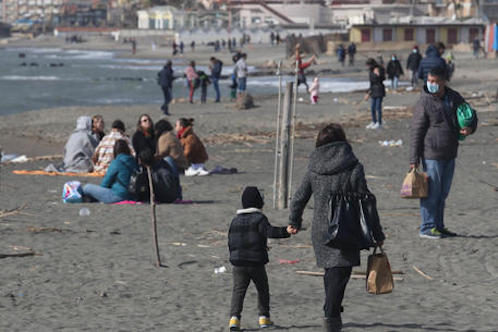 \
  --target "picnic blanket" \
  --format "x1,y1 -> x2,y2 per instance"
13,170 -> 105,177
